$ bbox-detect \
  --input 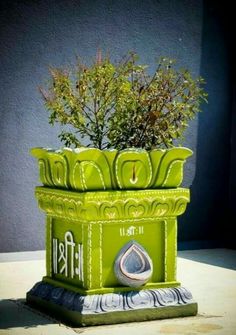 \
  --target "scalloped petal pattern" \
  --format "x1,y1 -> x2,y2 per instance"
31,147 -> 192,191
